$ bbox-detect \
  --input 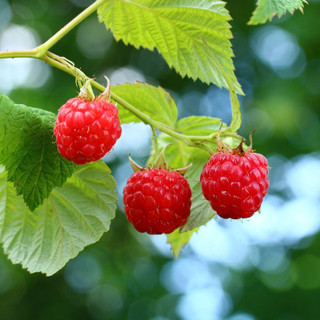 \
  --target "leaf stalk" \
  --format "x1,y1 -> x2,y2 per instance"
0,0 -> 241,153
